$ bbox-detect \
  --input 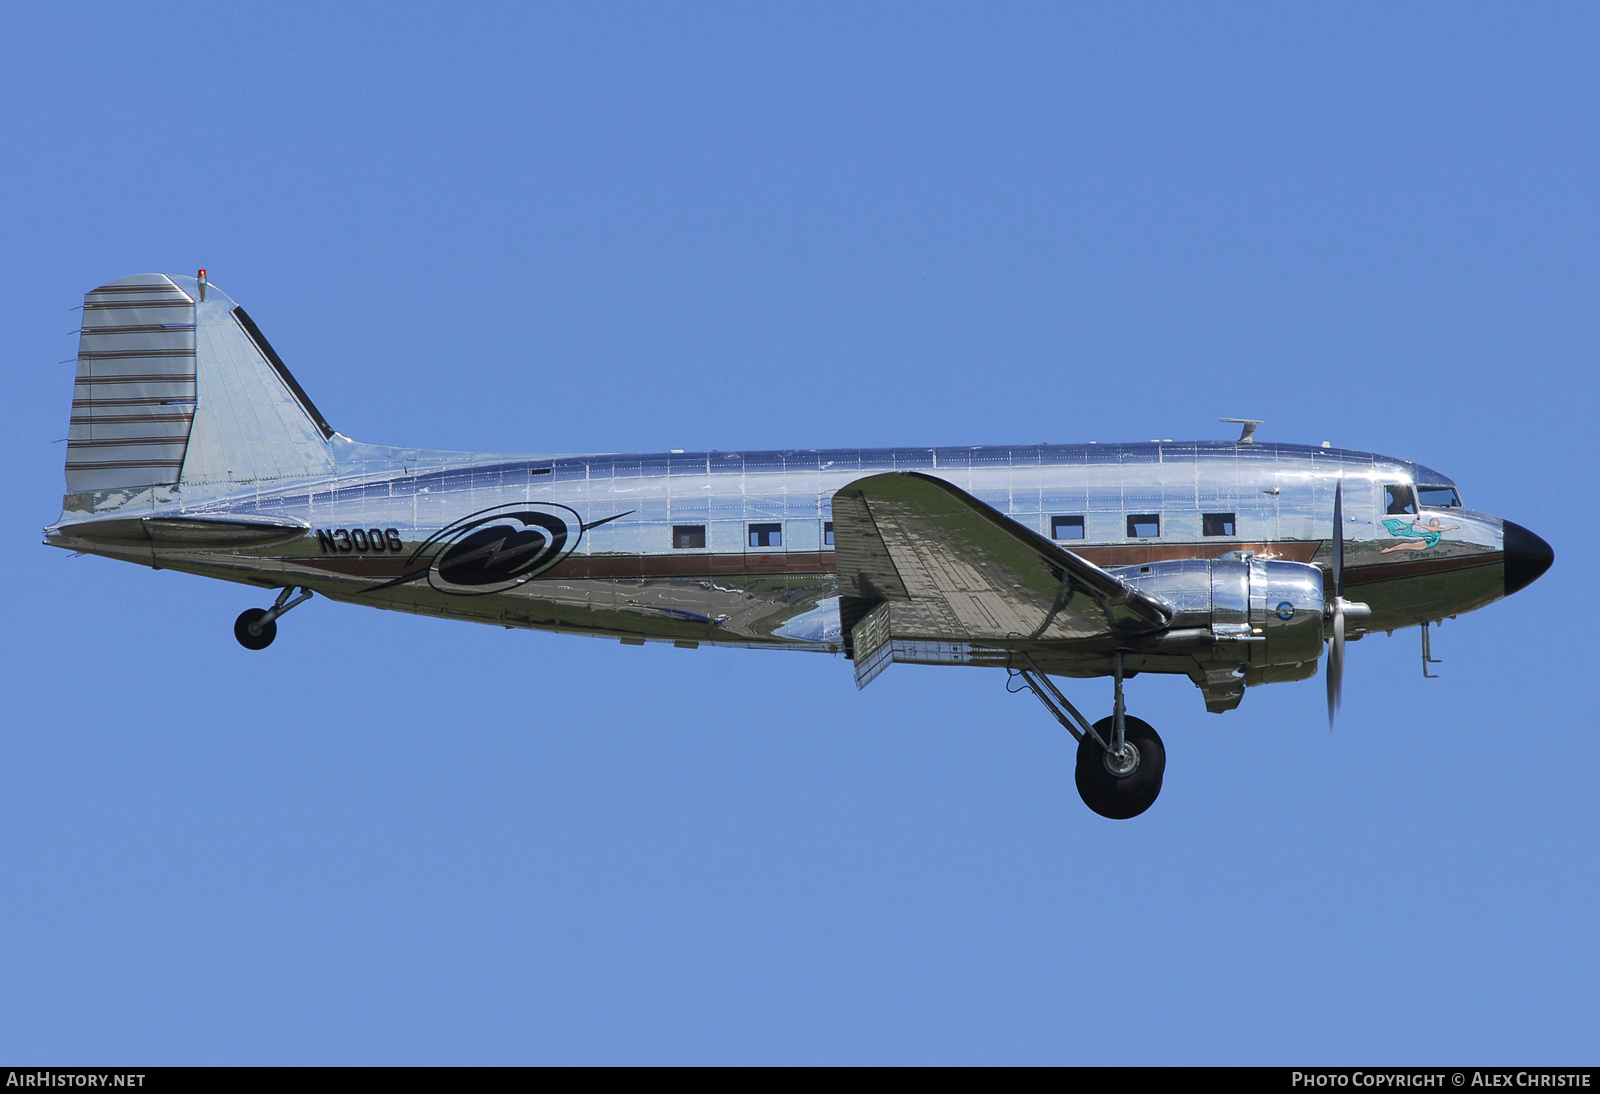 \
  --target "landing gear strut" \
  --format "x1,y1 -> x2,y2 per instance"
234,587 -> 313,650
1008,651 -> 1166,819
